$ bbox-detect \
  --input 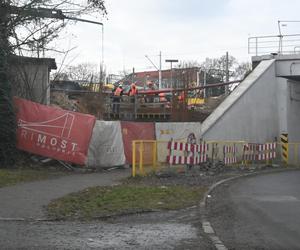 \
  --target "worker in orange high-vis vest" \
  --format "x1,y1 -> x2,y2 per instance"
113,84 -> 123,113
128,83 -> 138,103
